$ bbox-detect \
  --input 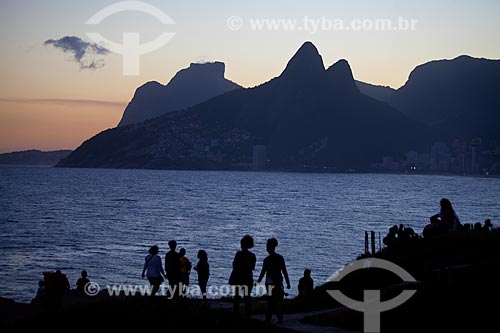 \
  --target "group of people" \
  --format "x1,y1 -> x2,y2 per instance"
32,196 -> 493,326
142,235 -> 315,324
383,224 -> 419,247
229,235 -> 294,324
381,198 -> 496,244
142,240 -> 209,300
32,270 -> 91,306
422,198 -> 496,237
